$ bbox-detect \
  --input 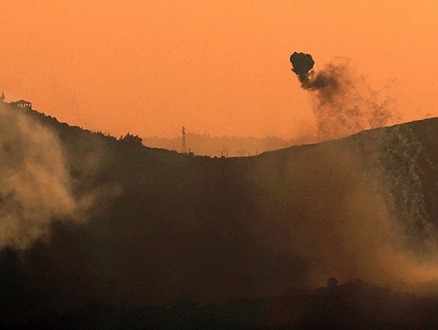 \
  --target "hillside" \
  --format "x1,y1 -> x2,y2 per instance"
1,102 -> 438,327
